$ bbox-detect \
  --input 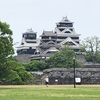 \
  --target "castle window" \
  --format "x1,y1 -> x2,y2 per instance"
71,37 -> 79,39
65,31 -> 70,33
70,29 -> 73,31
57,37 -> 66,39
42,36 -> 49,39
59,29 -> 64,32
25,34 -> 36,39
